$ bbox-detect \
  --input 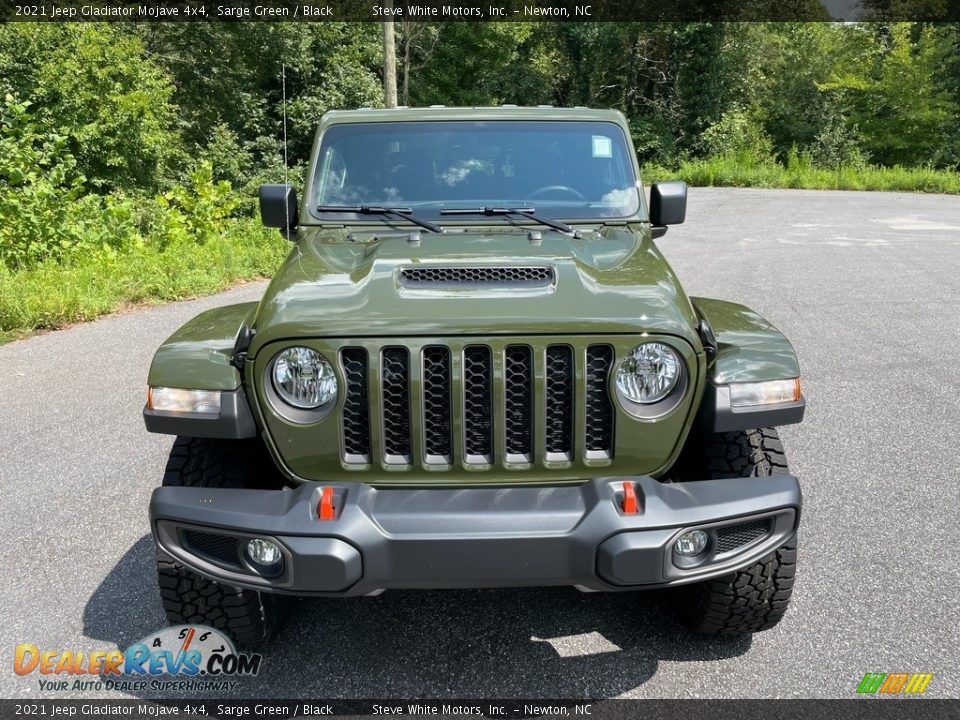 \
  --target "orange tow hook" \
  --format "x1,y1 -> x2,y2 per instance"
621,481 -> 639,515
318,486 -> 335,520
